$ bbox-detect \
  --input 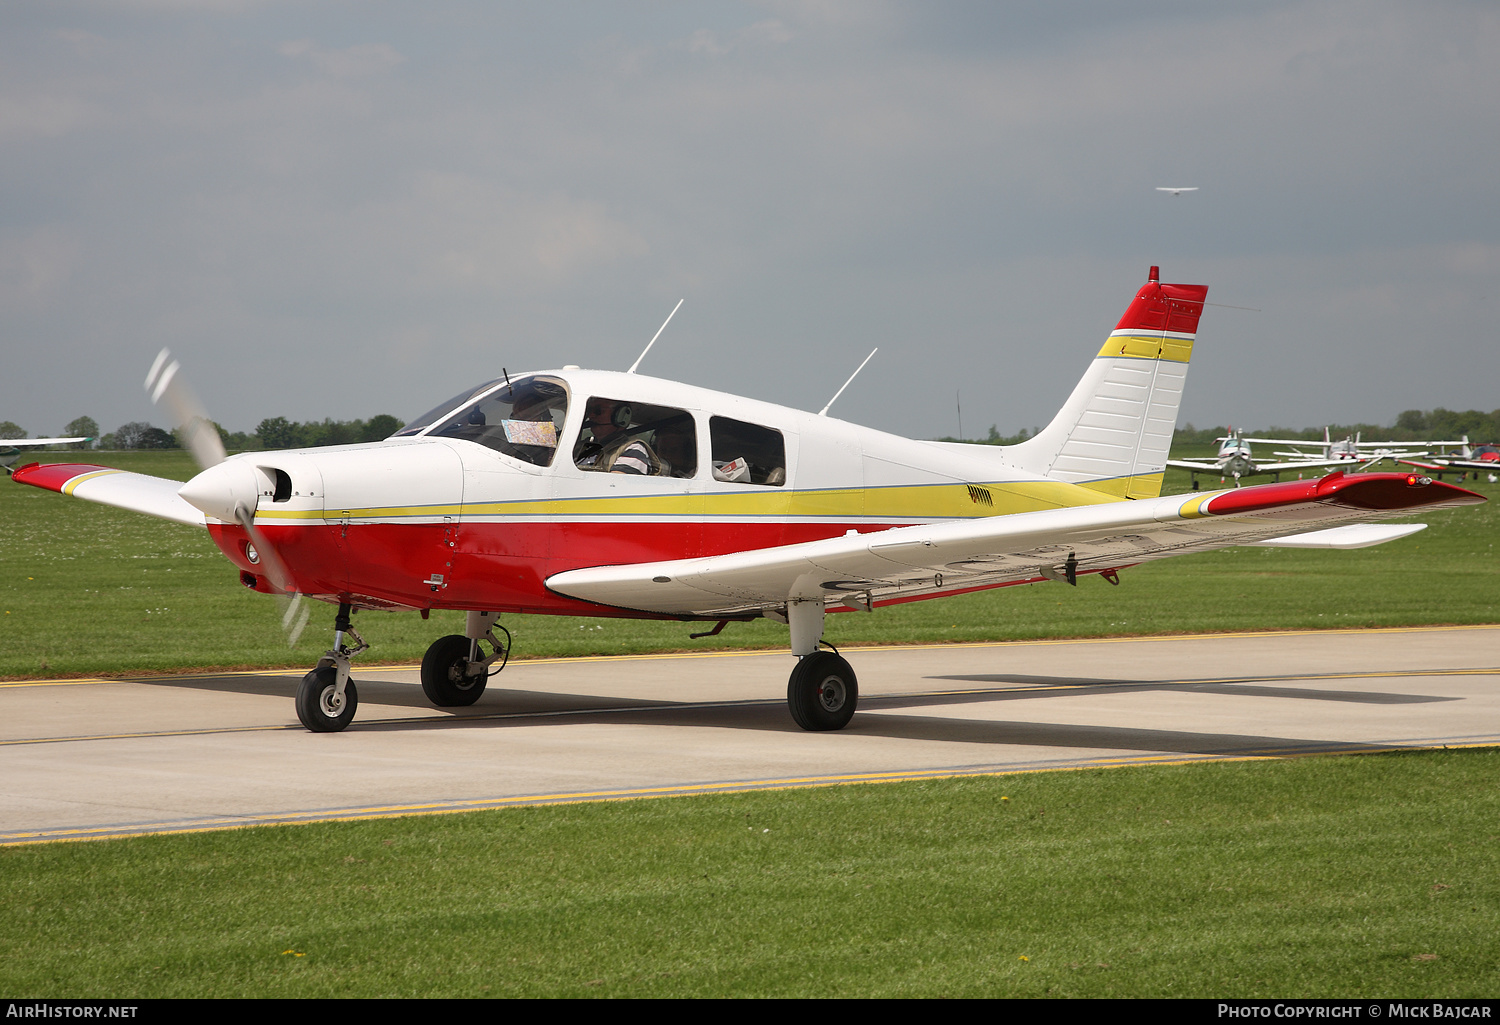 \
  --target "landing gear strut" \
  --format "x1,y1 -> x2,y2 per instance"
295,602 -> 368,733
420,611 -> 510,708
782,599 -> 858,731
